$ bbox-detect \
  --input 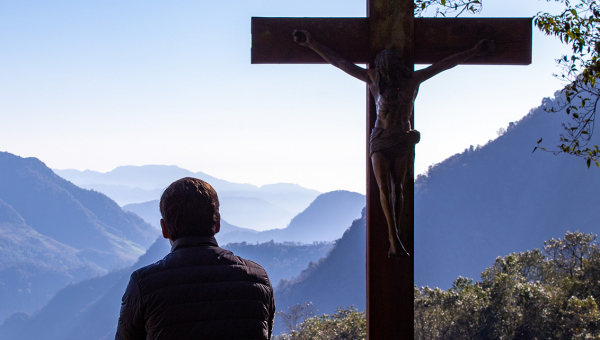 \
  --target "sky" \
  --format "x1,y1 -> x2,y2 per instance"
0,0 -> 571,194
